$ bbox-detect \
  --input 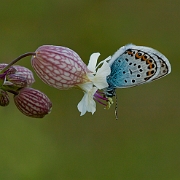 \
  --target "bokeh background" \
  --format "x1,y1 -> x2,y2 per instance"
0,0 -> 179,179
